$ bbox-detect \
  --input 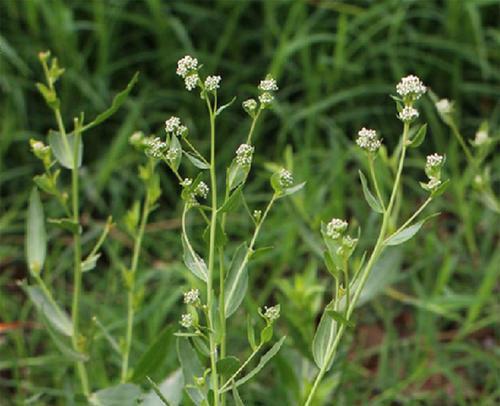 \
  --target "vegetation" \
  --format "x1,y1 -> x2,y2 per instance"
1,1 -> 499,405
